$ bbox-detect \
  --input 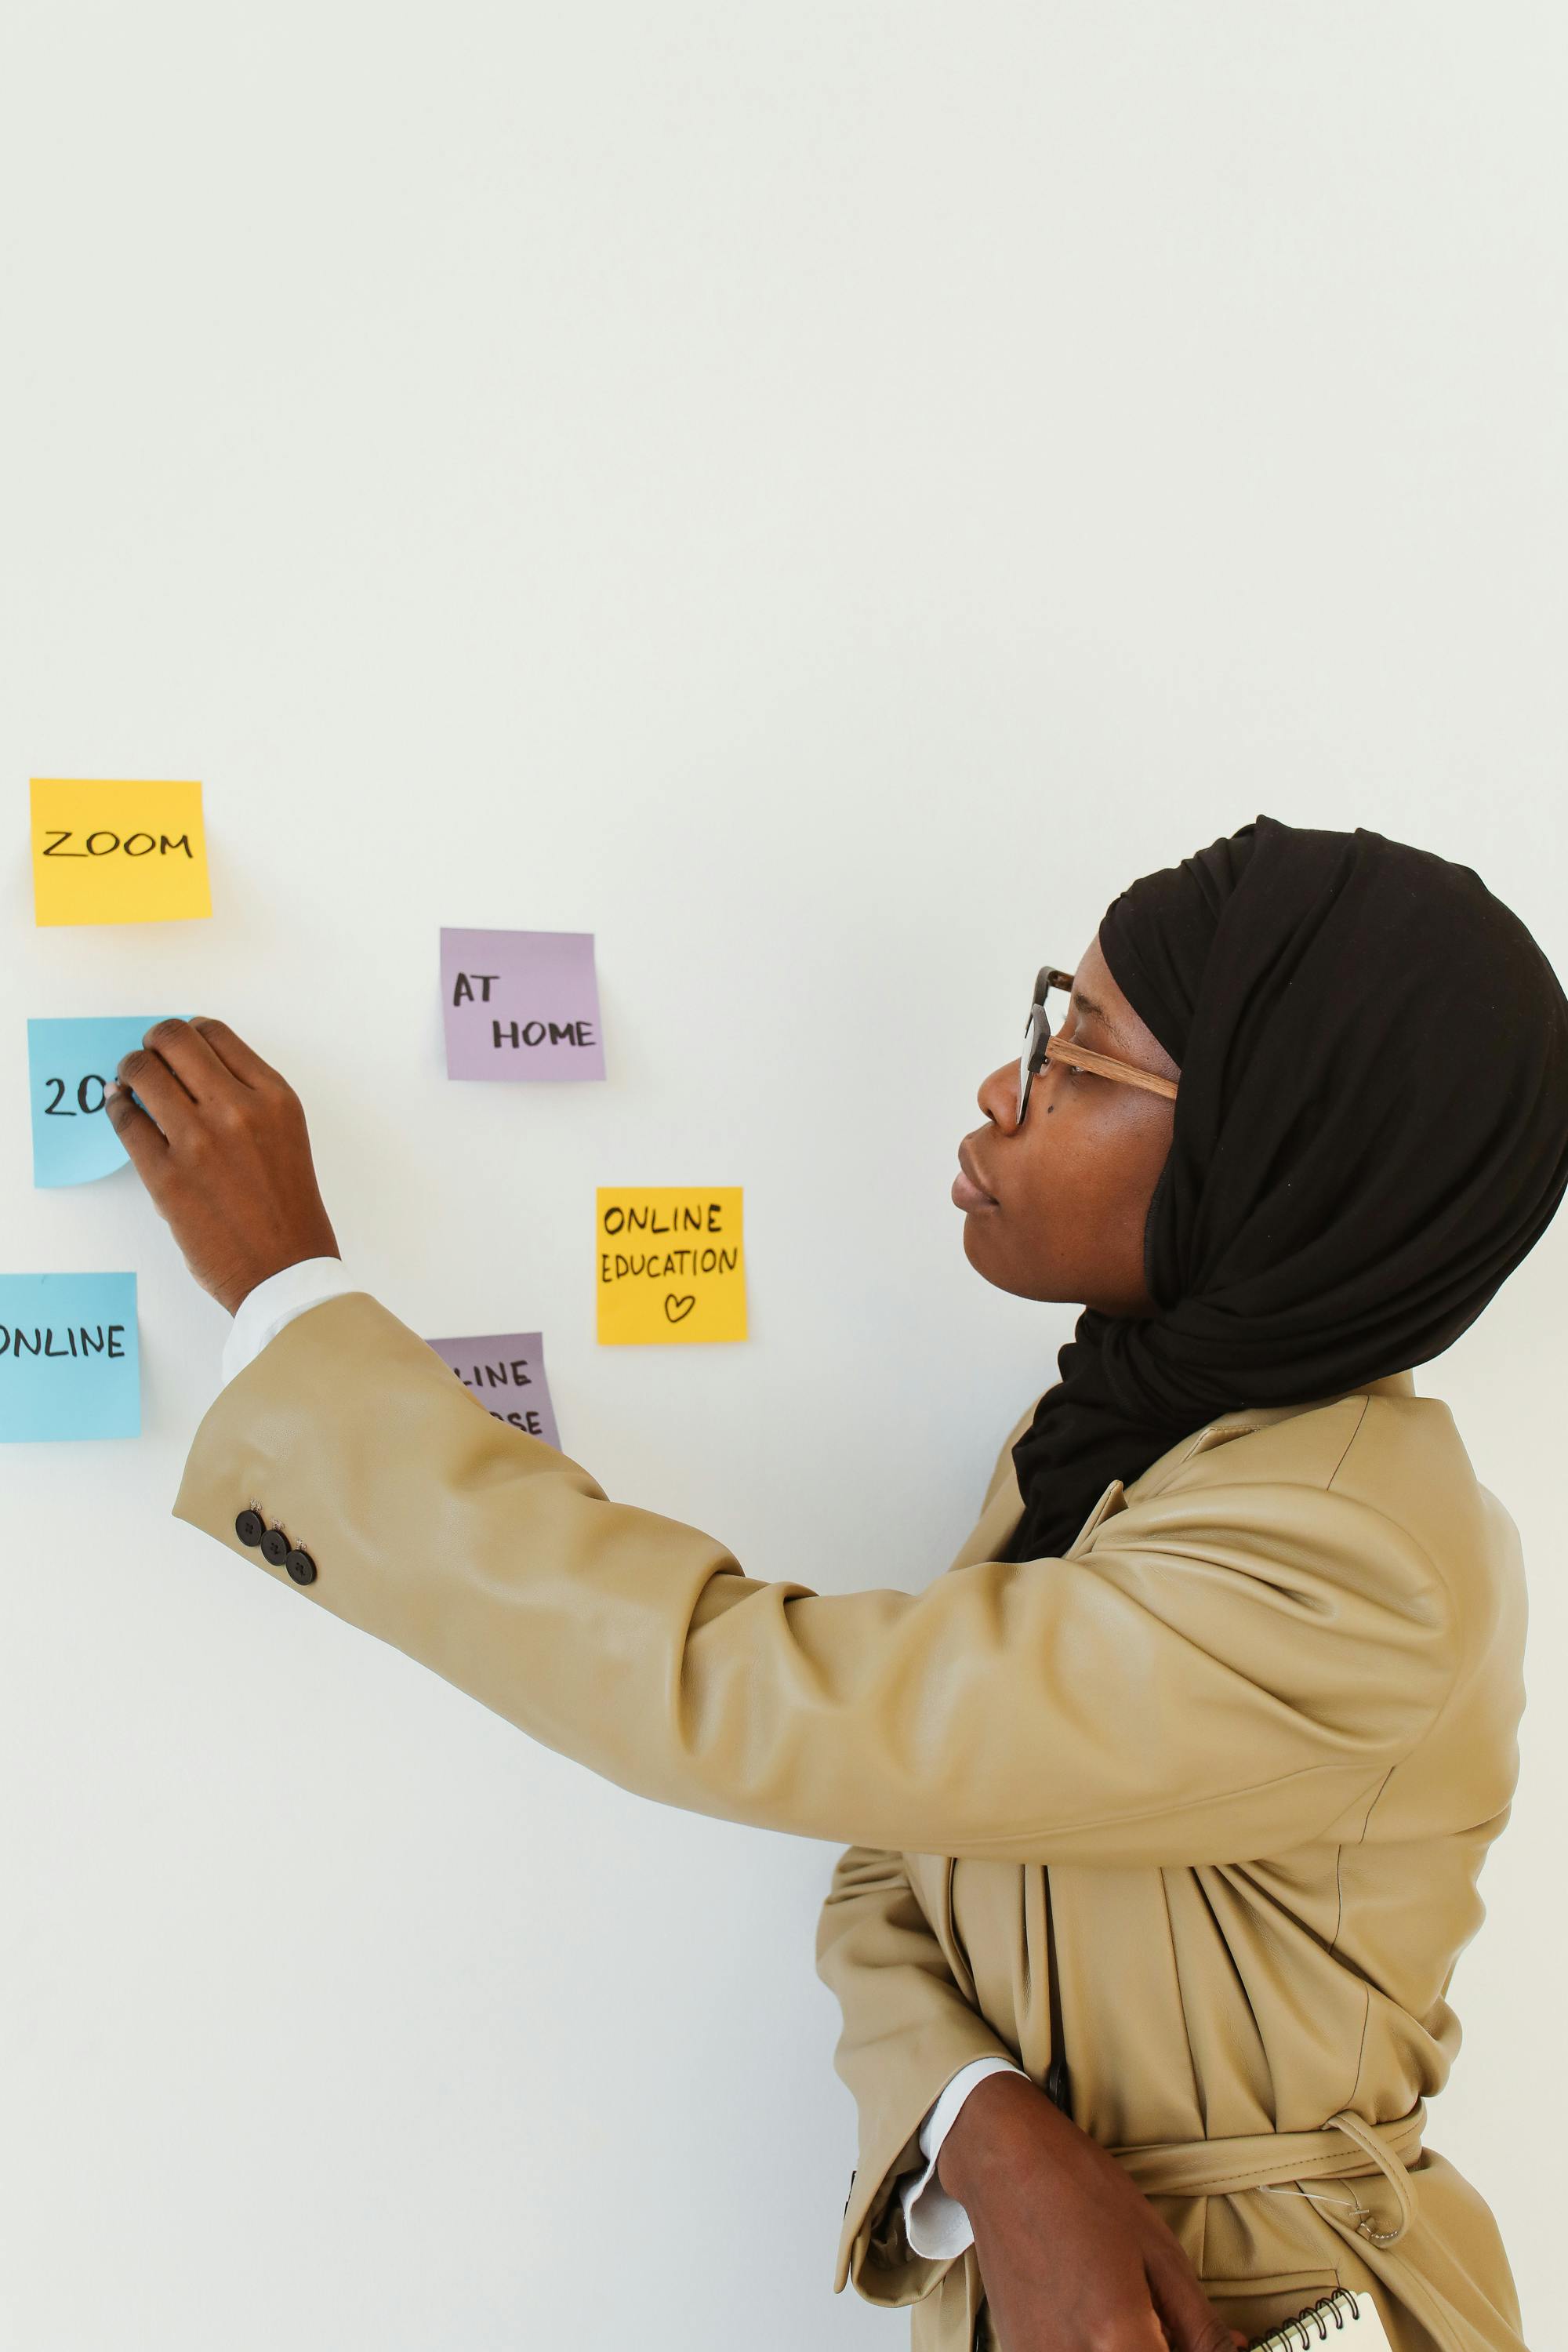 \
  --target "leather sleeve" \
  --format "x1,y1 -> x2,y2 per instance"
170,1290 -> 1456,1866
814,1845 -> 1015,2303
